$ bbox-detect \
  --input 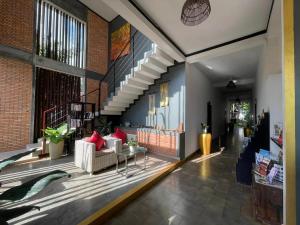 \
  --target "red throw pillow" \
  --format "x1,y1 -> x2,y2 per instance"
112,128 -> 127,144
86,131 -> 105,151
